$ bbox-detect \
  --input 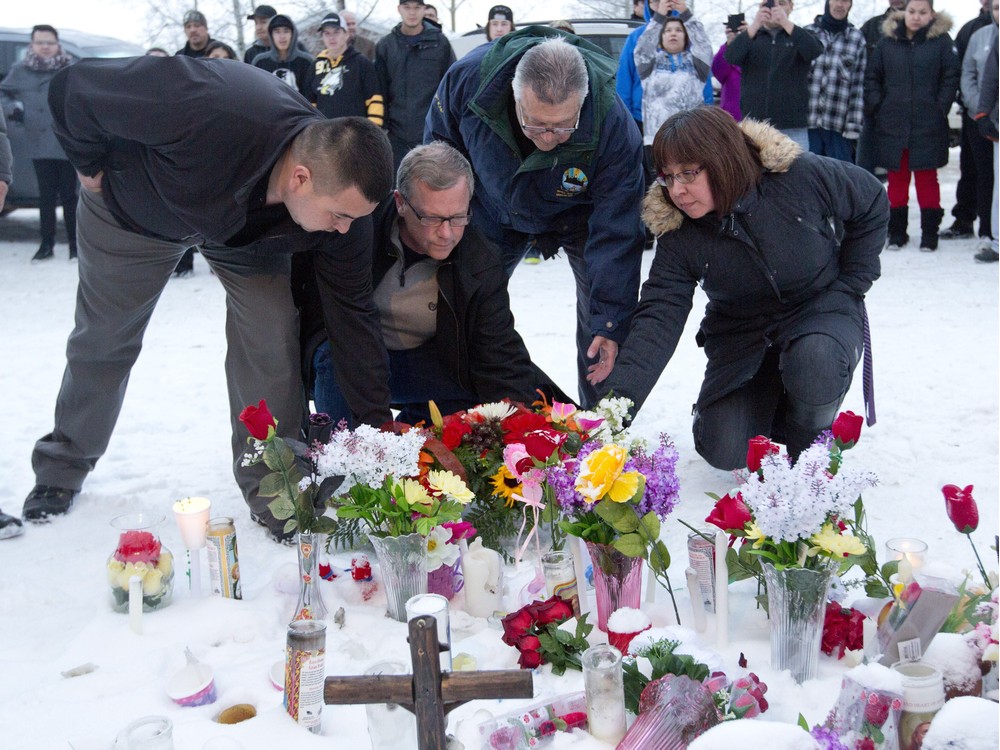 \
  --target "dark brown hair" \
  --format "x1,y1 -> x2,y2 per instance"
651,106 -> 763,217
